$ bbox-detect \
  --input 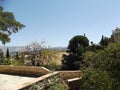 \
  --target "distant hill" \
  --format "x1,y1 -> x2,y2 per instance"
0,46 -> 67,53
51,47 -> 67,51
0,46 -> 25,53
